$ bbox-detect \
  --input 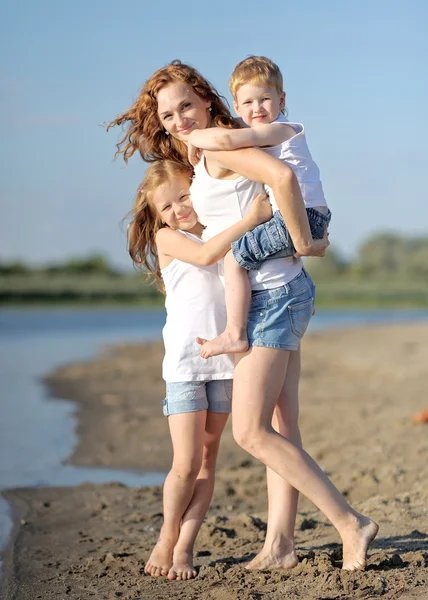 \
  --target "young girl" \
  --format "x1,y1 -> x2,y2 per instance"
127,160 -> 271,580
110,60 -> 378,572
